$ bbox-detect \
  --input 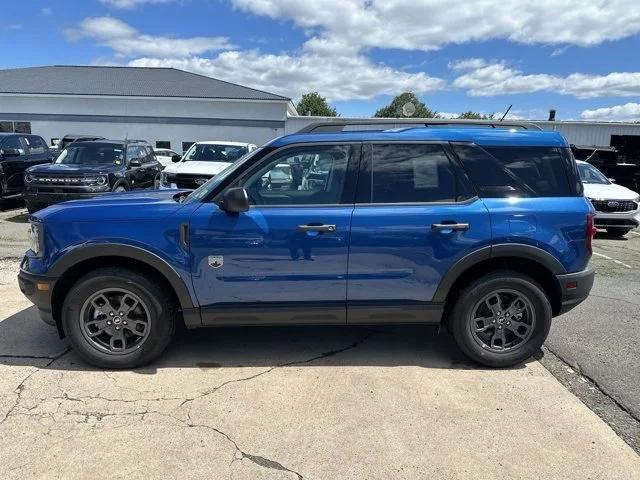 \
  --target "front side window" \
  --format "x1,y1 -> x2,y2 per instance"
241,145 -> 351,206
183,143 -> 249,163
1,136 -> 25,155
370,144 -> 459,203
56,143 -> 124,166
